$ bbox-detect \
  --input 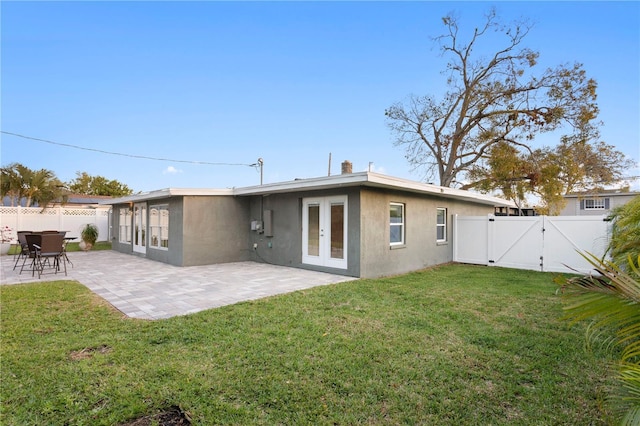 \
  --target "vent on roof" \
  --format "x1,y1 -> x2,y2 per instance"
341,161 -> 353,174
